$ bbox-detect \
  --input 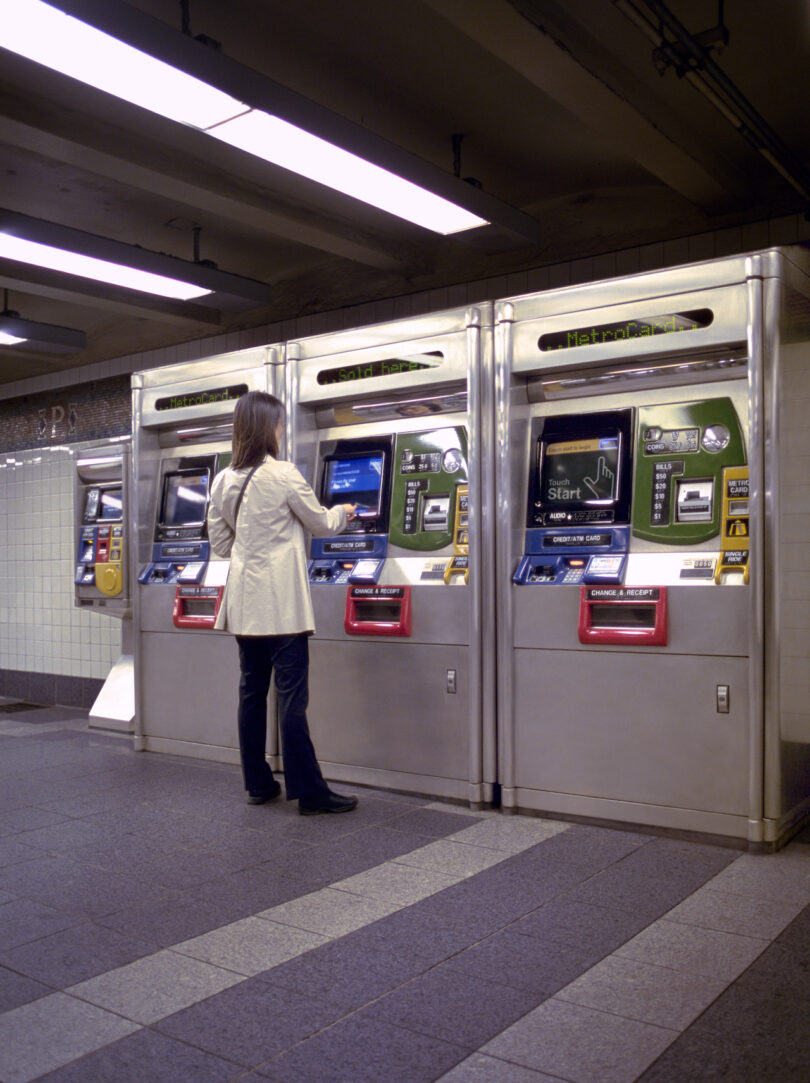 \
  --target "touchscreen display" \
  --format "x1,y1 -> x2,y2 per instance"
99,489 -> 122,520
540,435 -> 619,506
161,471 -> 209,526
324,455 -> 383,515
